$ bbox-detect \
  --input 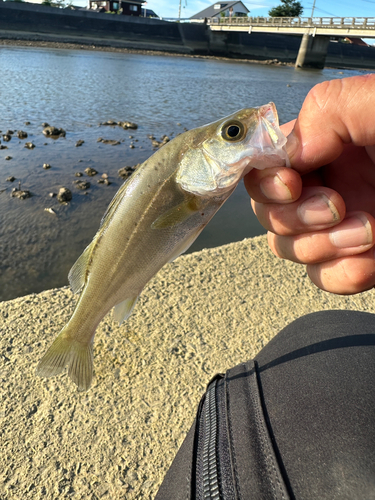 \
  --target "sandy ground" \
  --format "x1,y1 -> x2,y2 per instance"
1,235 -> 375,500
